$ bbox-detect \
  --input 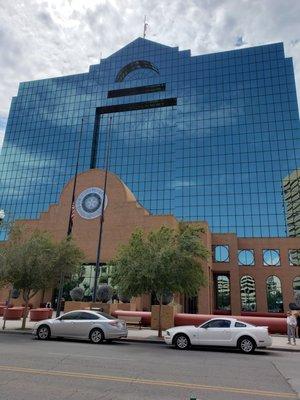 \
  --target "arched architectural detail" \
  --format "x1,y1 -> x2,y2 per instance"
293,276 -> 300,296
215,275 -> 231,311
266,275 -> 284,312
240,275 -> 257,311
115,60 -> 159,82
